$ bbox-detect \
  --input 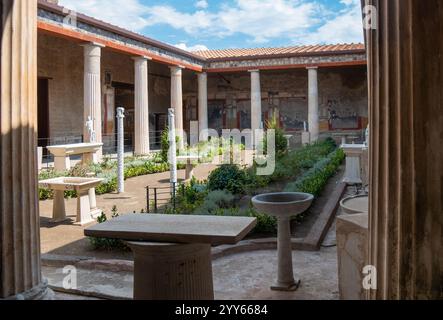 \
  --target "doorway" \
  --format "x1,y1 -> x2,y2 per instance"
37,78 -> 50,149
